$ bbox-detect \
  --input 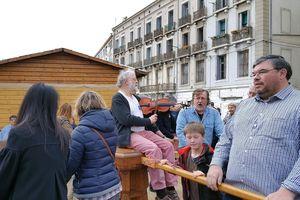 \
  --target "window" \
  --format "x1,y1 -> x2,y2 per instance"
181,63 -> 189,85
182,2 -> 189,17
167,67 -> 174,84
182,33 -> 189,47
198,0 -> 204,9
121,36 -> 125,46
146,22 -> 151,34
218,19 -> 226,35
196,60 -> 205,82
197,27 -> 204,42
120,57 -> 125,65
238,50 -> 249,77
156,16 -> 162,29
129,53 -> 134,65
137,27 -> 141,38
130,31 -> 134,42
167,39 -> 173,52
157,43 -> 161,56
146,47 -> 151,60
239,11 -> 249,28
115,39 -> 119,48
168,10 -> 174,25
217,55 -> 226,80
136,51 -> 141,62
